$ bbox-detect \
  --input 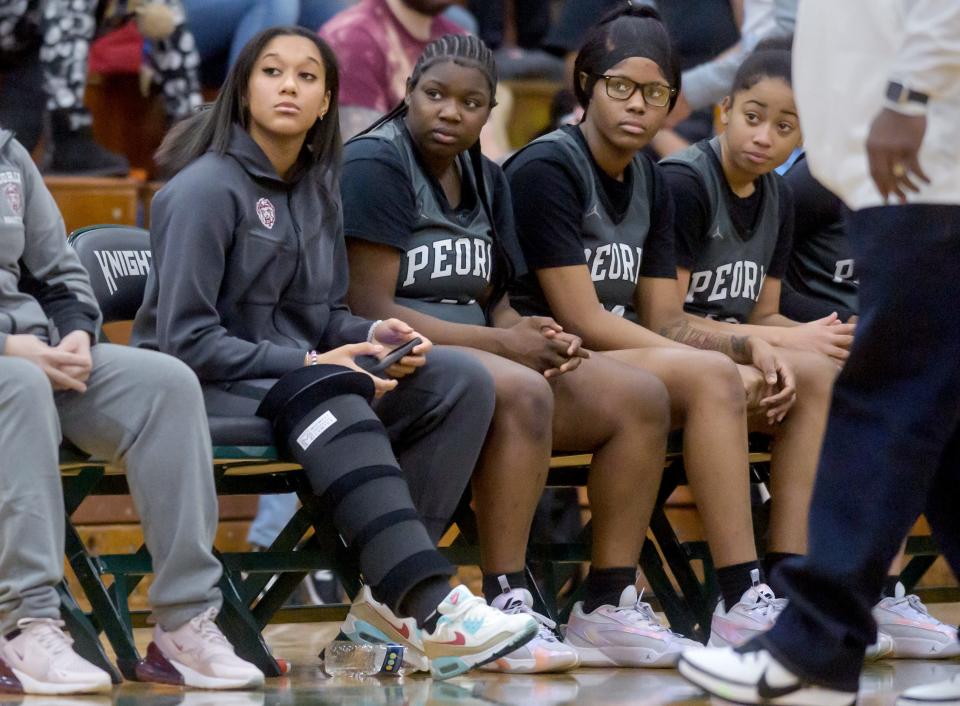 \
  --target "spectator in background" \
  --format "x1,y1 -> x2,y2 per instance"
180,1 -> 473,88
466,0 -> 563,80
180,0 -> 301,84
320,0 -> 467,139
0,0 -> 202,176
